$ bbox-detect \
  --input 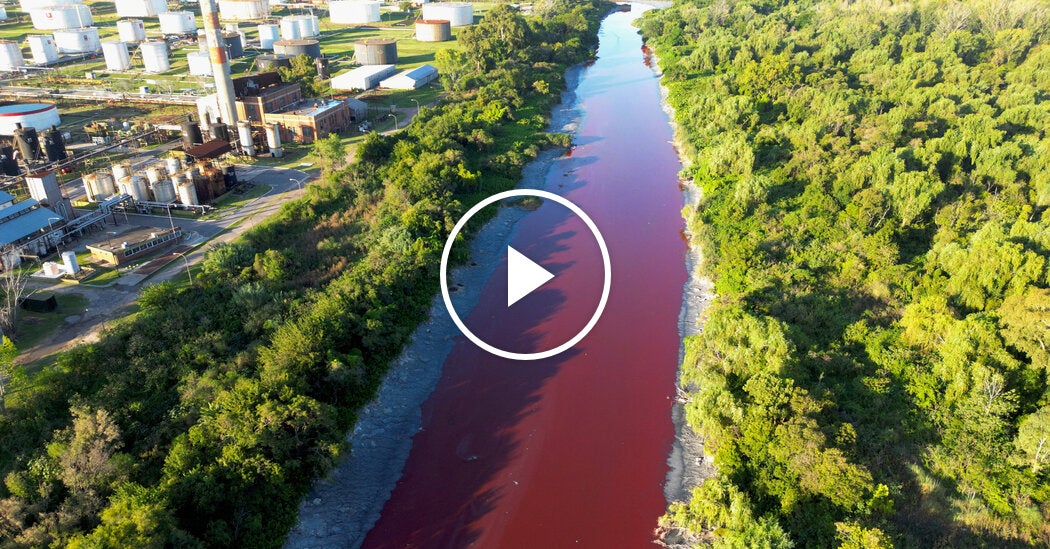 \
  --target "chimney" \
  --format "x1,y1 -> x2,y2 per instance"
200,0 -> 238,128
